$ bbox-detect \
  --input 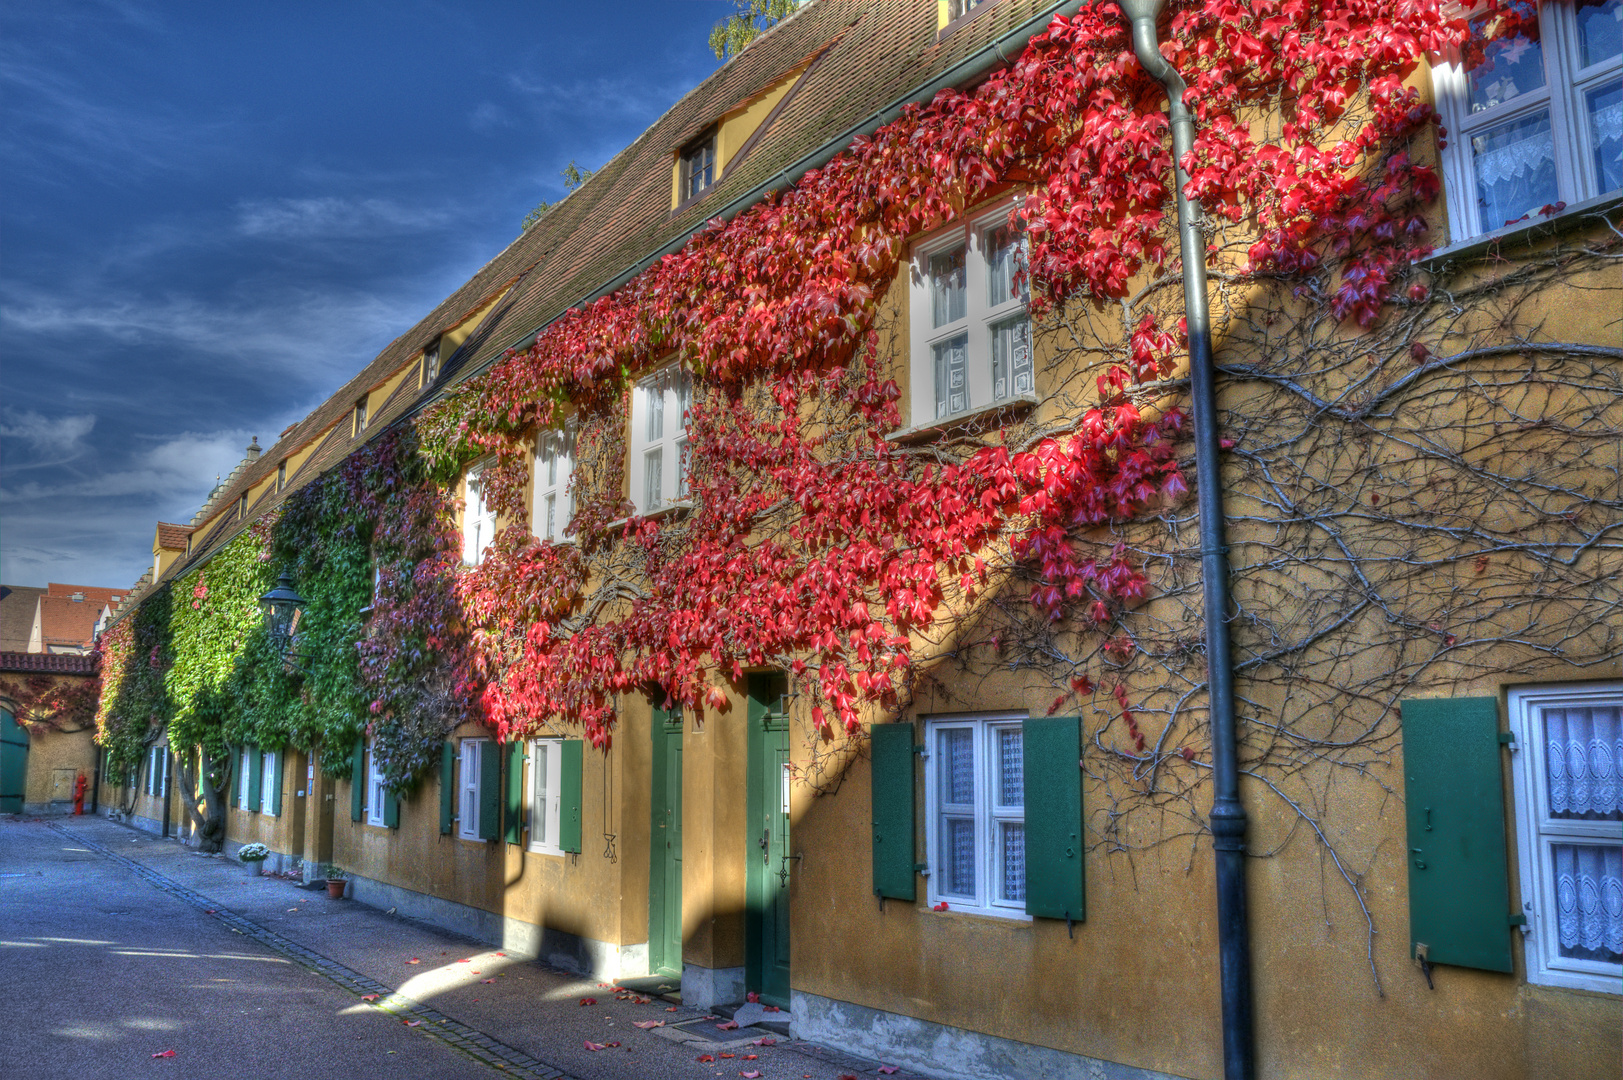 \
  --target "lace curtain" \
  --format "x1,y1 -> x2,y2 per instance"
1553,843 -> 1623,961
1543,705 -> 1622,818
